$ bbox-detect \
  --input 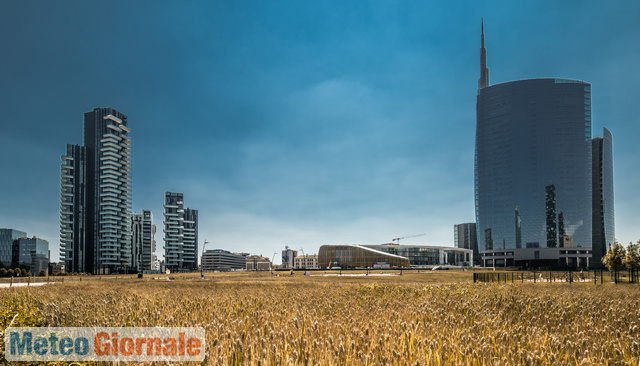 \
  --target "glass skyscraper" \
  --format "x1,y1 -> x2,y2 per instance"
474,21 -> 613,262
0,229 -> 27,266
591,128 -> 615,267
